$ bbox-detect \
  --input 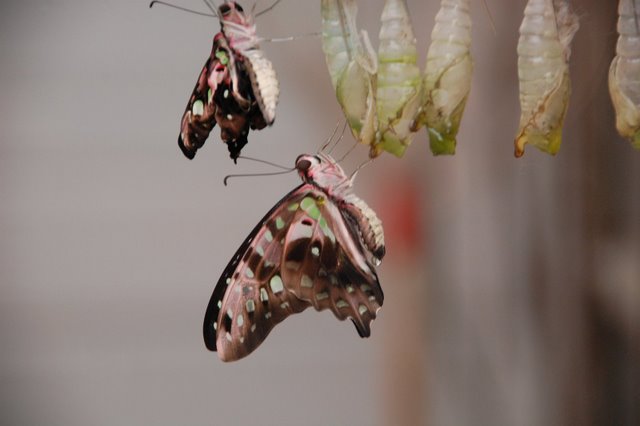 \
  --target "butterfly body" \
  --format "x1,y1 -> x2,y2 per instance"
178,1 -> 278,162
204,154 -> 385,361
220,2 -> 279,125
